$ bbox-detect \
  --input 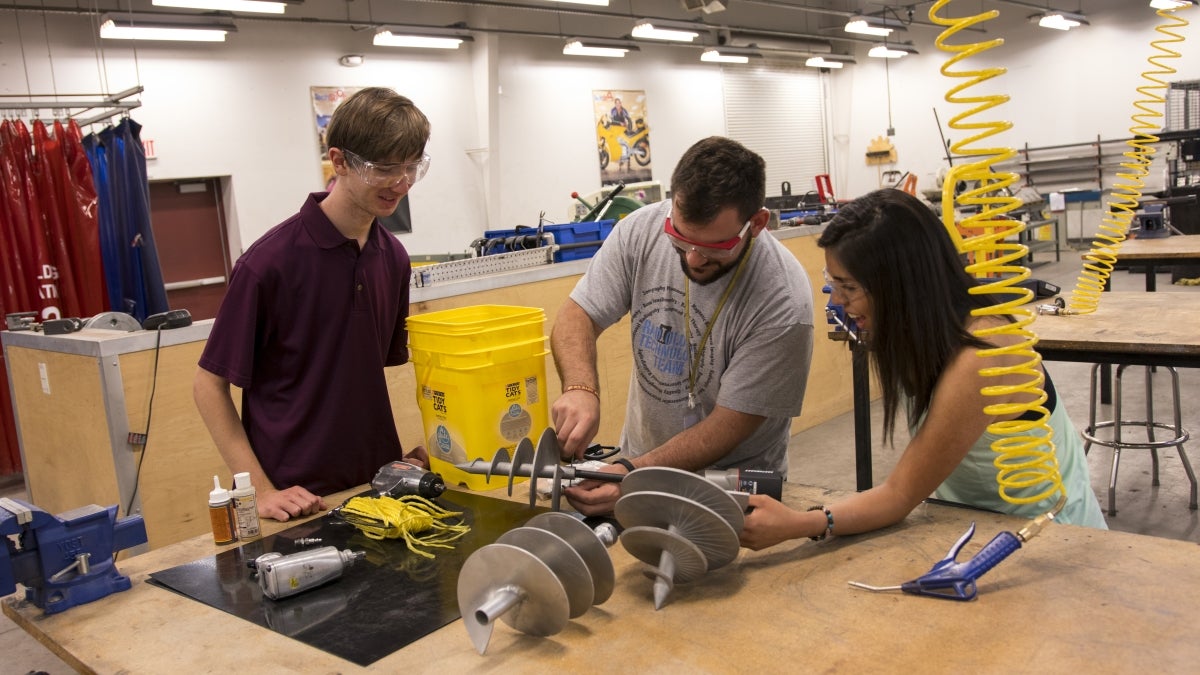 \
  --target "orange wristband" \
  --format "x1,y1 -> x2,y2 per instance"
563,383 -> 600,398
